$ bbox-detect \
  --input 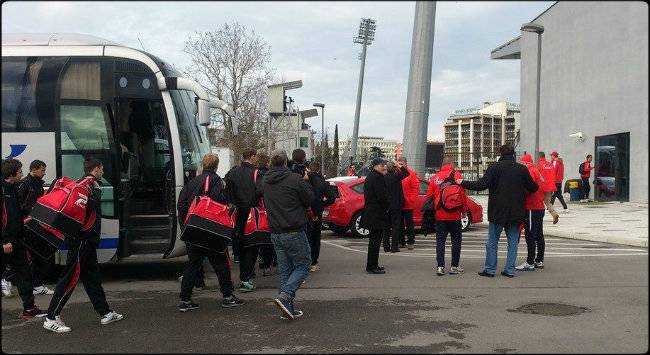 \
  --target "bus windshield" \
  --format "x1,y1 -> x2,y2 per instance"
169,89 -> 210,176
